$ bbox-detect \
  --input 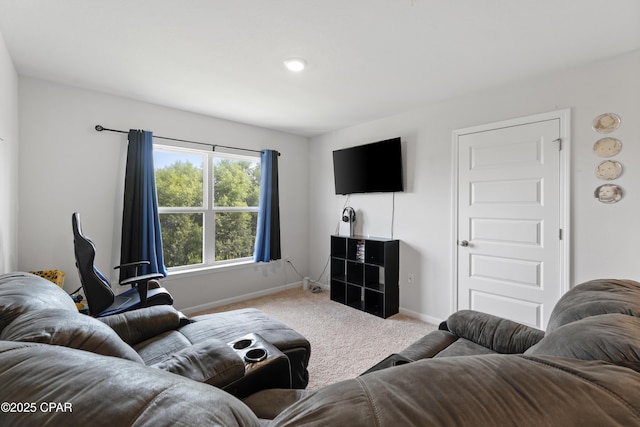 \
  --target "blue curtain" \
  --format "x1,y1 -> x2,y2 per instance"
120,130 -> 168,281
254,150 -> 281,262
